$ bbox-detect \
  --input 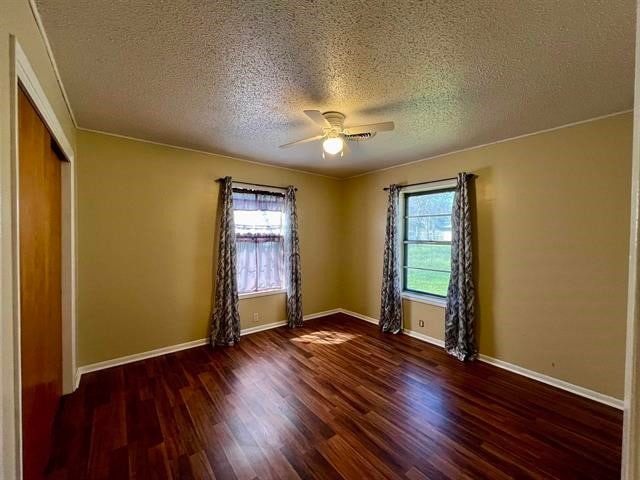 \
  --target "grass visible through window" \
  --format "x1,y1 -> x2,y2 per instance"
406,269 -> 450,297
405,244 -> 451,296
